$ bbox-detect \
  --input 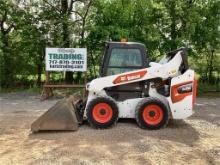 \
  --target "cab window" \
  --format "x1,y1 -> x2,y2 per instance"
107,48 -> 142,76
